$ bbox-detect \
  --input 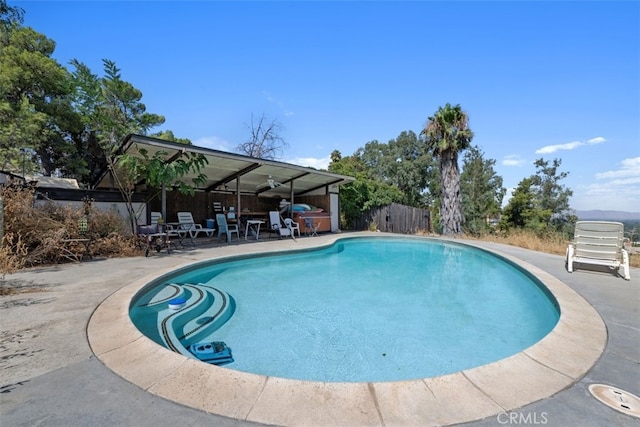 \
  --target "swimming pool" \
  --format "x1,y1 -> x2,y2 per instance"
91,233 -> 606,426
130,237 -> 559,382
